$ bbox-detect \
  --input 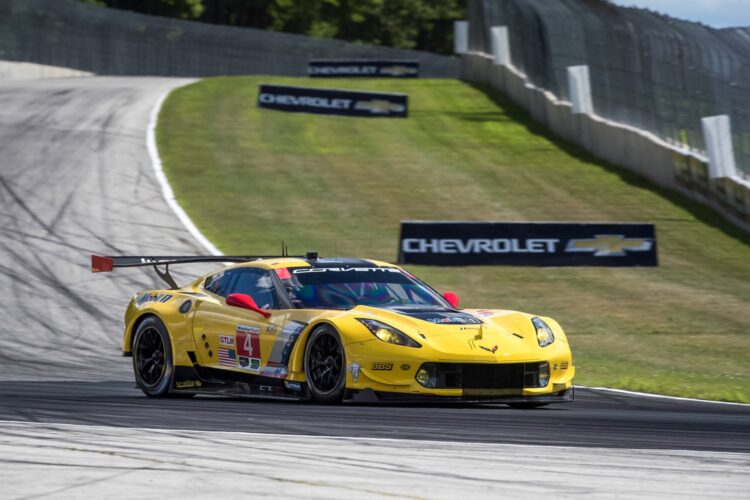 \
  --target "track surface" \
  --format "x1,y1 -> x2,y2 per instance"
0,77 -> 747,466
1,382 -> 748,453
0,77 -> 212,381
